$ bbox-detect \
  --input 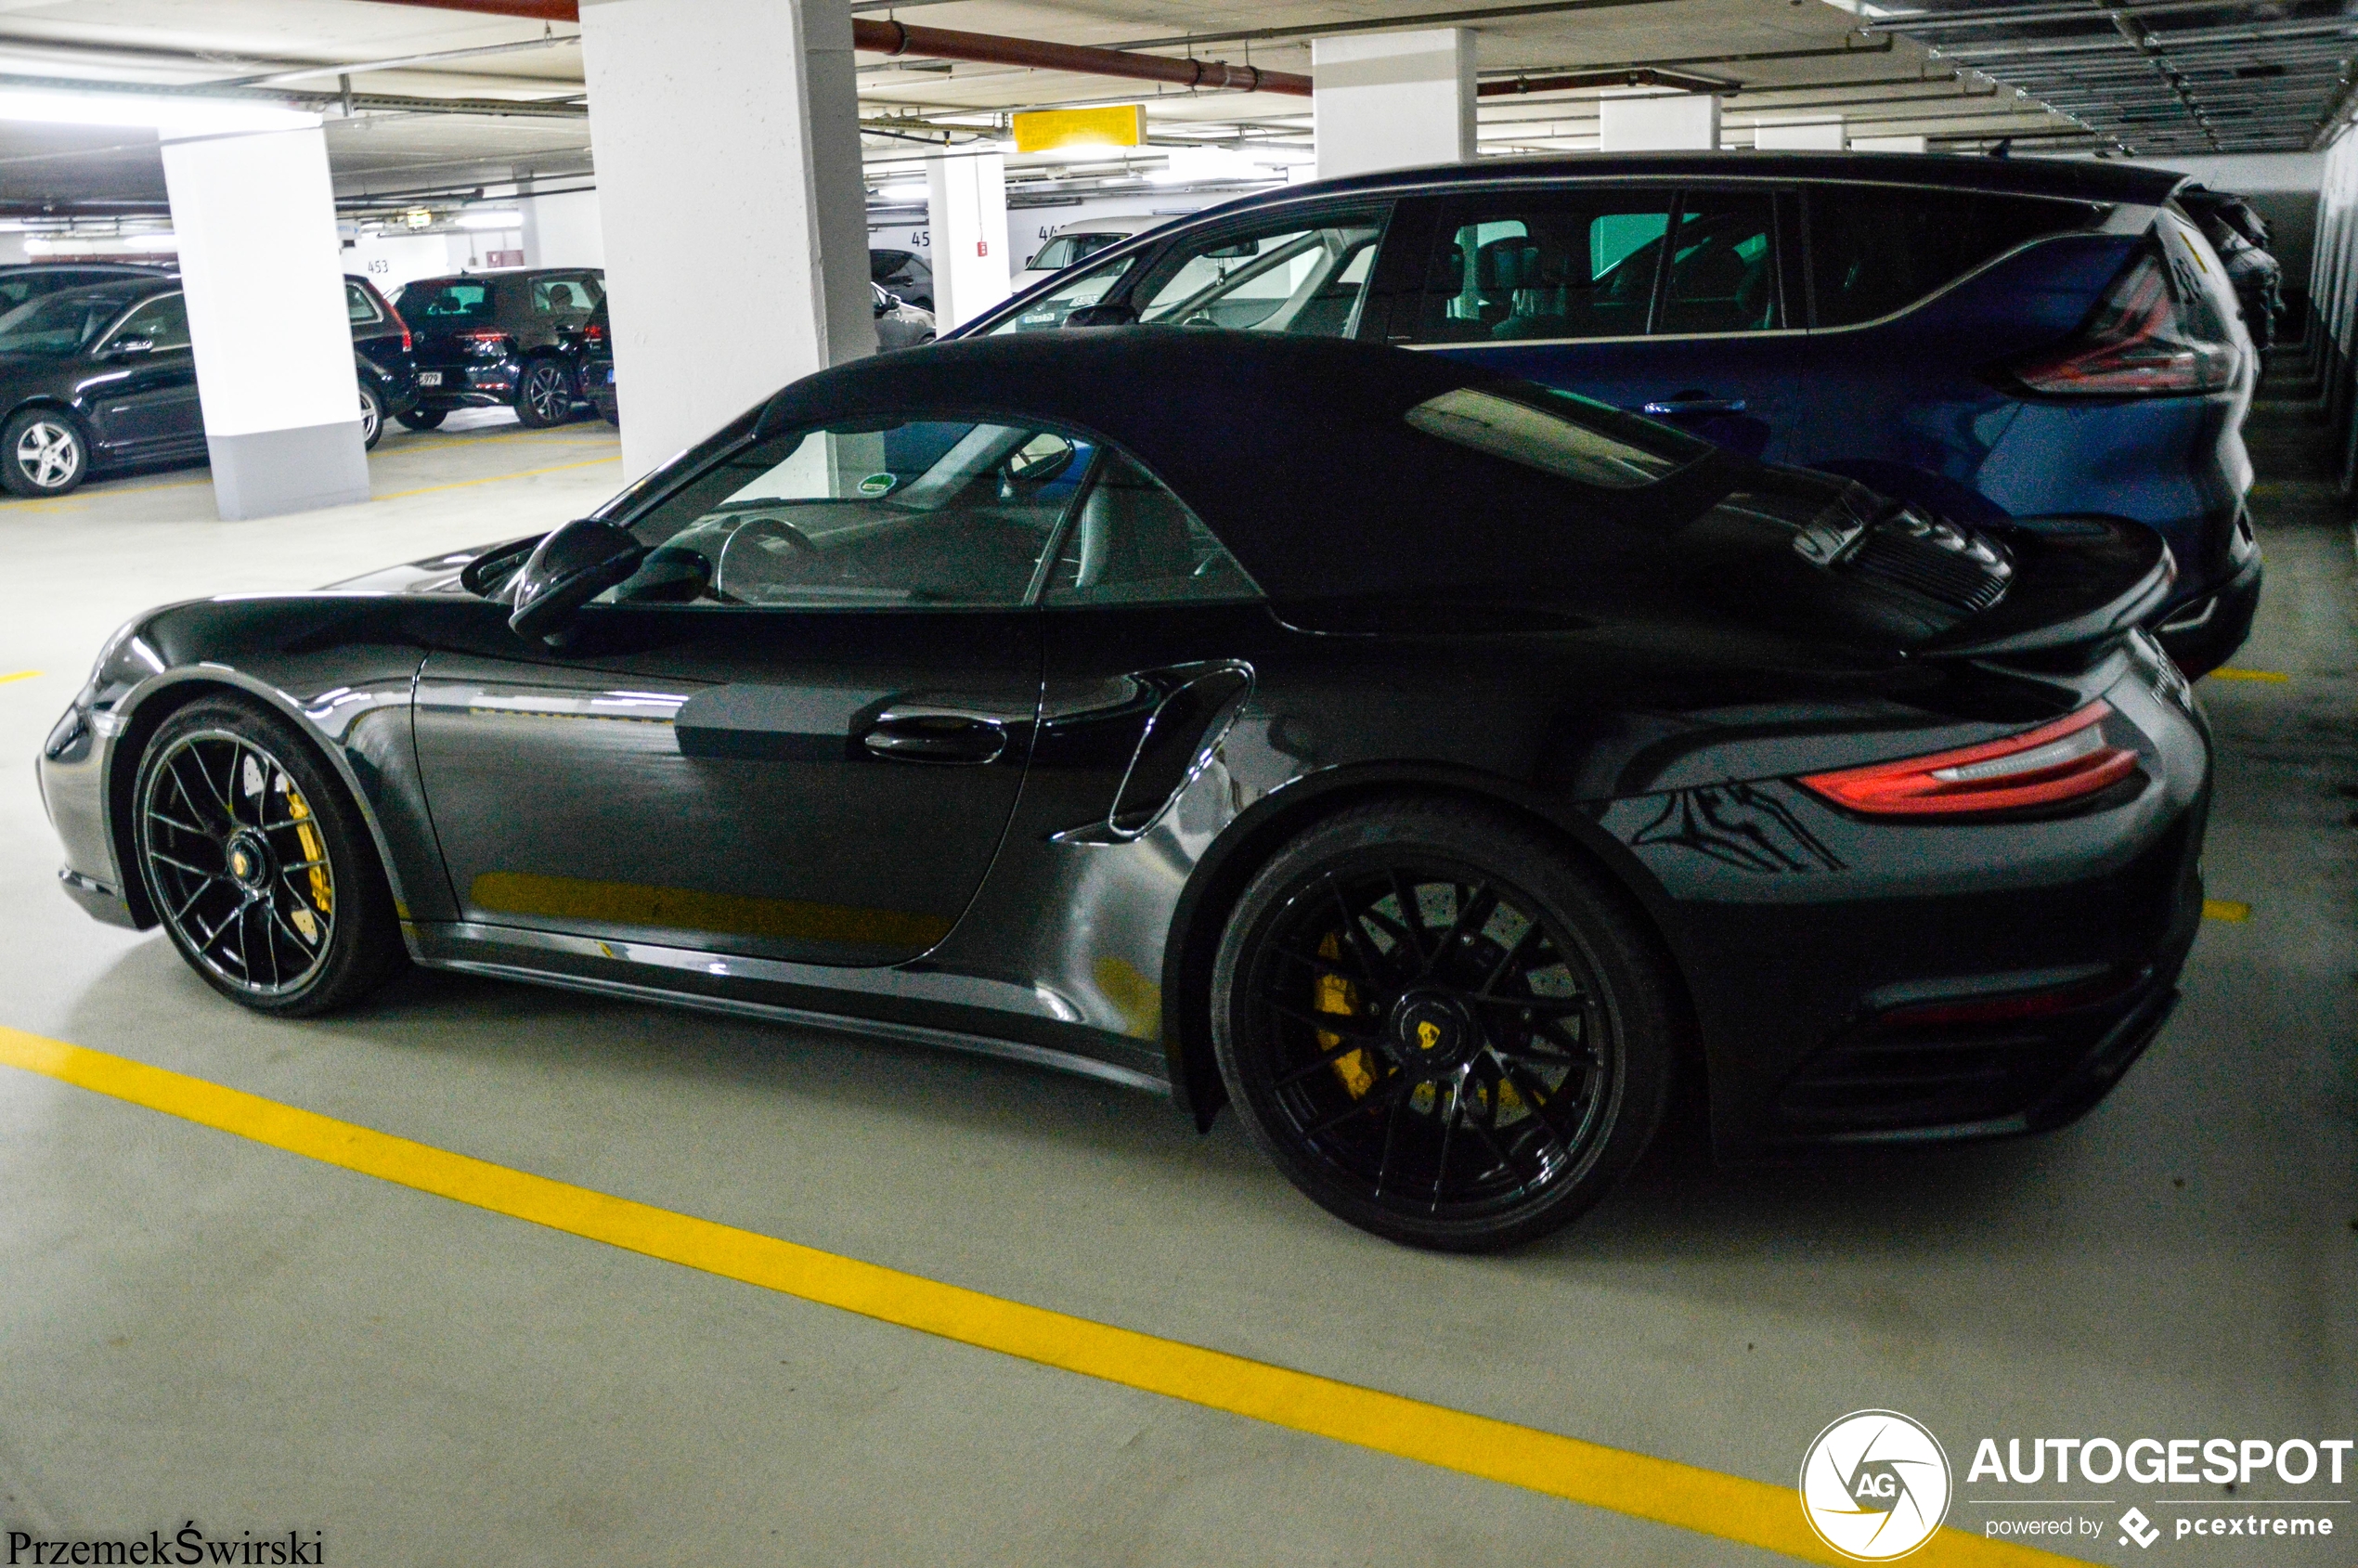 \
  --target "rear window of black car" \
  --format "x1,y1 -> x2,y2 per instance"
402,280 -> 494,320
1406,385 -> 1710,489
1807,185 -> 2098,327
